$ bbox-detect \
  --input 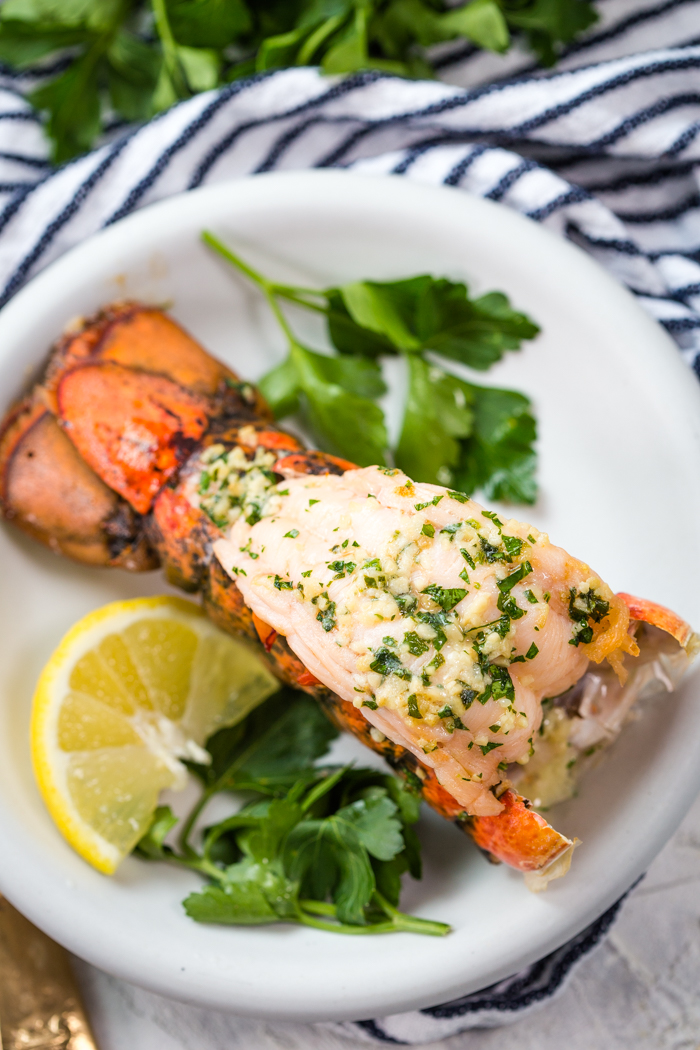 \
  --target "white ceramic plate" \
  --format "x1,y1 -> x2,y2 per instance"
0,170 -> 698,1022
